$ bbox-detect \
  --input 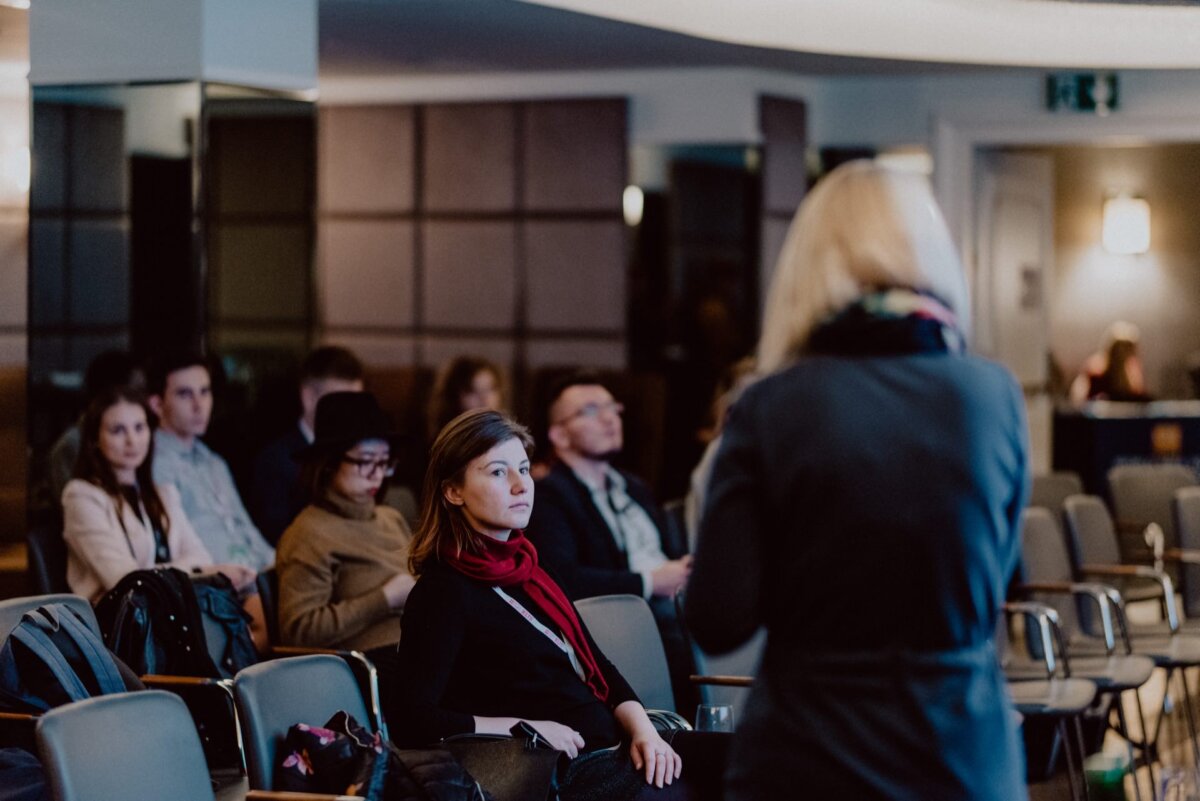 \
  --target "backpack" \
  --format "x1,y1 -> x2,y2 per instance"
192,574 -> 258,678
95,567 -> 254,679
0,604 -> 141,715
